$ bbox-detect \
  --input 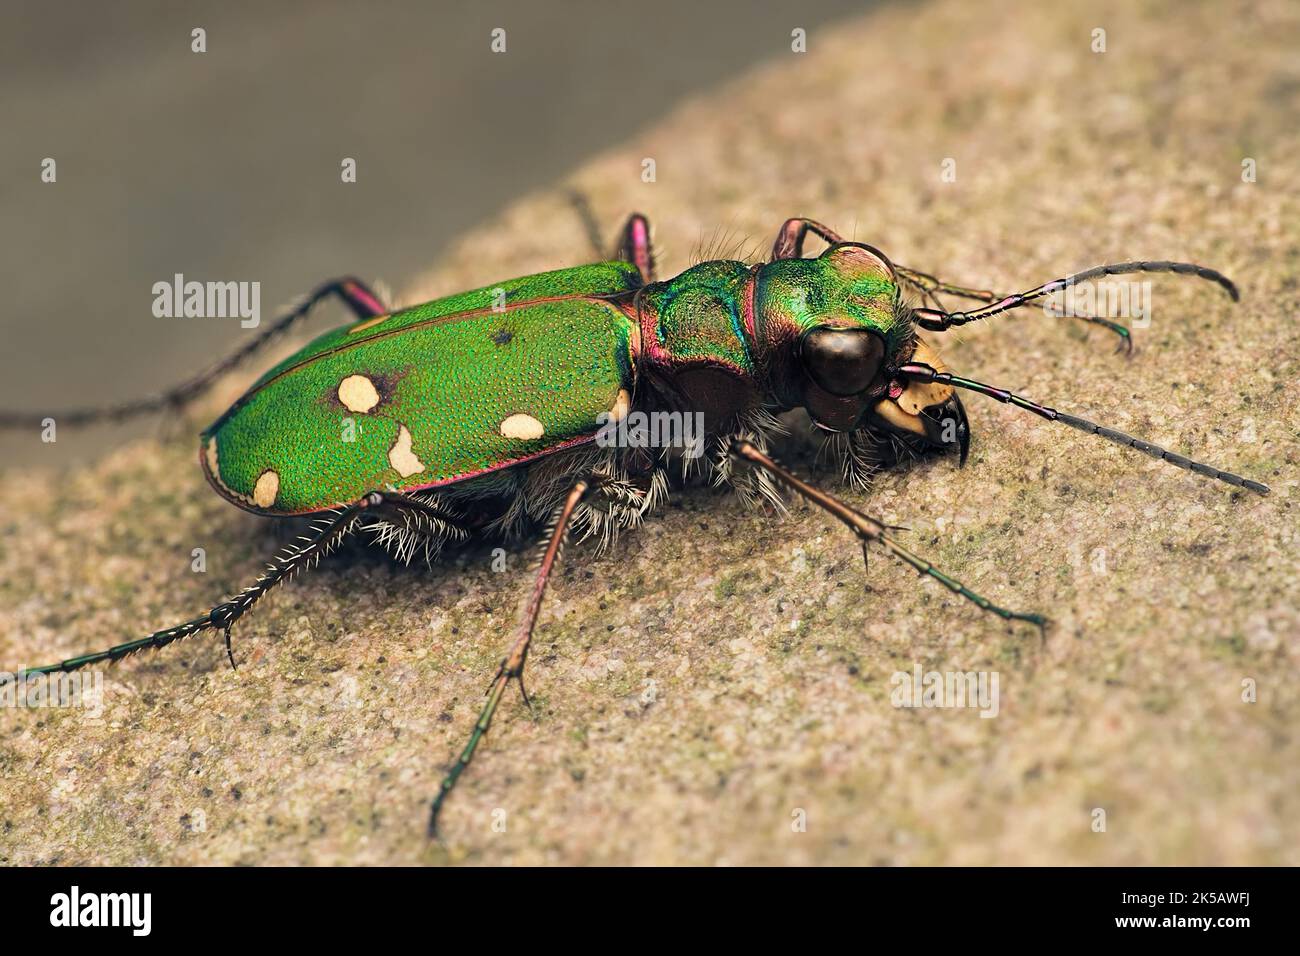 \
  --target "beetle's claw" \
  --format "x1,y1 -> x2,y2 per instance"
223,627 -> 238,671
516,673 -> 533,712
